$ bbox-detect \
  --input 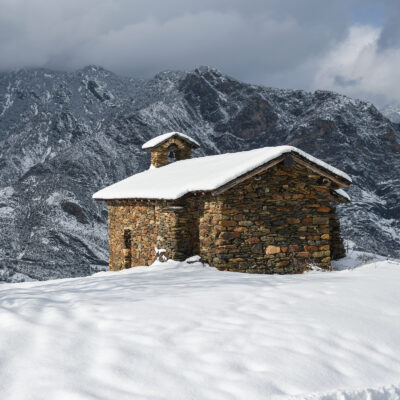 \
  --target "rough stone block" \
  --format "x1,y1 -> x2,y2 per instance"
220,220 -> 237,227
304,245 -> 318,252
219,231 -> 240,240
276,260 -> 290,267
266,245 -> 281,254
313,217 -> 329,225
312,250 -> 330,258
239,220 -> 253,226
296,251 -> 311,258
